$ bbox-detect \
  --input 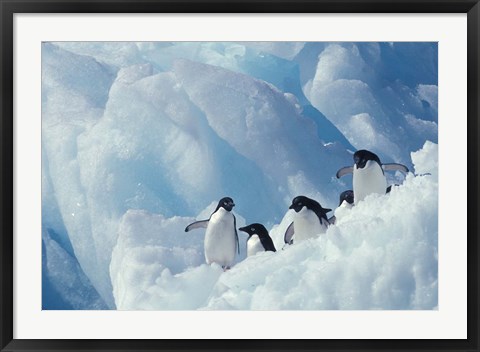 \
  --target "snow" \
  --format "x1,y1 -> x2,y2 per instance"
109,142 -> 437,310
41,41 -> 438,310
411,140 -> 438,177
